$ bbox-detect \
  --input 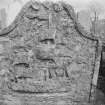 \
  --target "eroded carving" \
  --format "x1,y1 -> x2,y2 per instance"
0,2 -> 97,100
